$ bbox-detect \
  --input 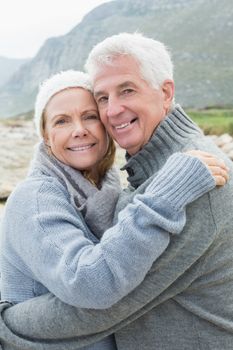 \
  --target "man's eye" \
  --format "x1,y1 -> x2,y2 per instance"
84,114 -> 99,120
122,88 -> 134,94
97,96 -> 108,104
